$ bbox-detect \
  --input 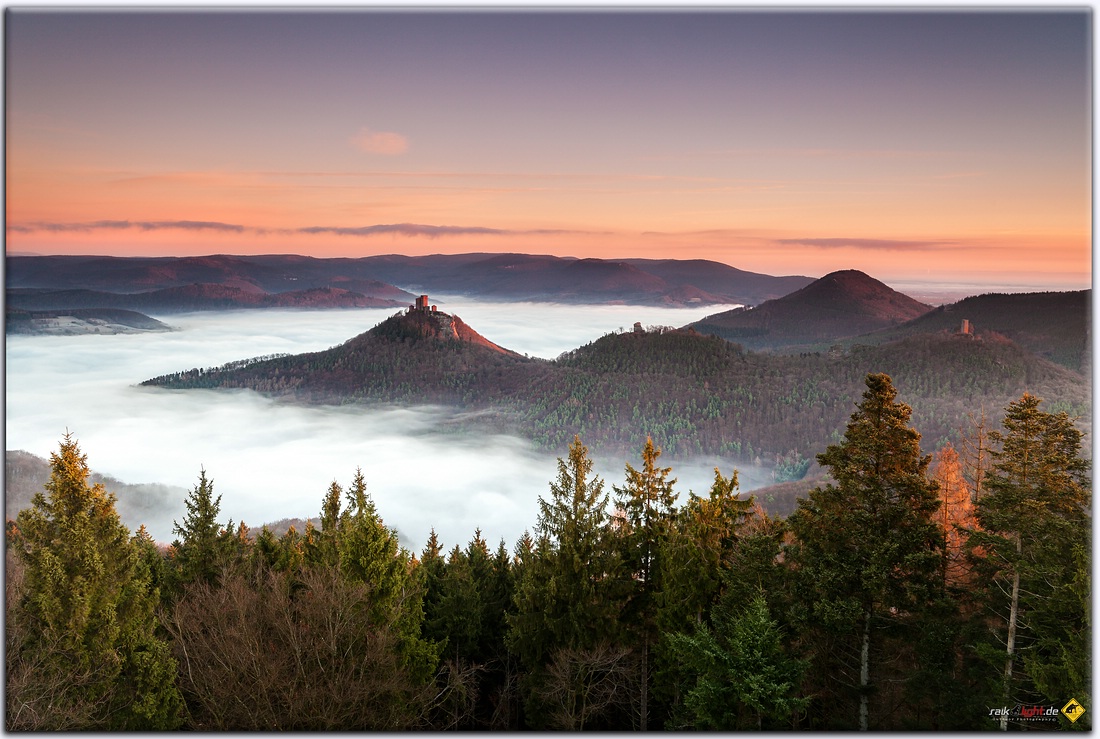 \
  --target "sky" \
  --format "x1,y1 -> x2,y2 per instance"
5,9 -> 1092,289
